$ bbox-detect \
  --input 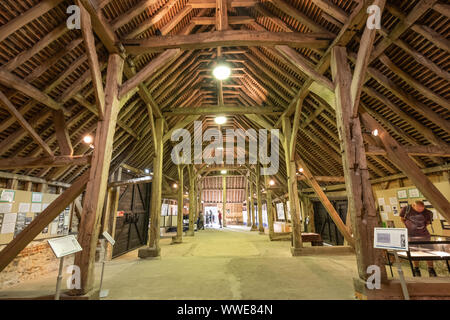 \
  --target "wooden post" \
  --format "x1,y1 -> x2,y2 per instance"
264,174 -> 275,237
105,168 -> 122,260
249,173 -> 257,231
330,46 -> 387,282
256,164 -> 264,233
6,178 -> 18,190
138,117 -> 164,257
301,196 -> 315,233
186,165 -> 195,236
222,175 -> 227,227
244,174 -> 249,226
198,179 -> 202,225
281,116 -> 303,253
74,54 -> 124,295
173,165 -> 184,243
